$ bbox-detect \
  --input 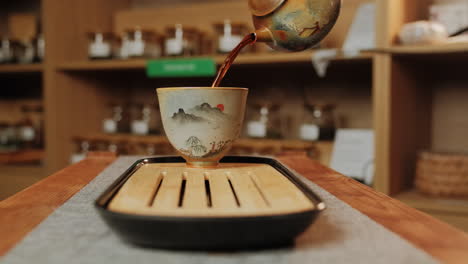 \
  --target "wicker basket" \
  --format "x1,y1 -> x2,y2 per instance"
415,151 -> 468,197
